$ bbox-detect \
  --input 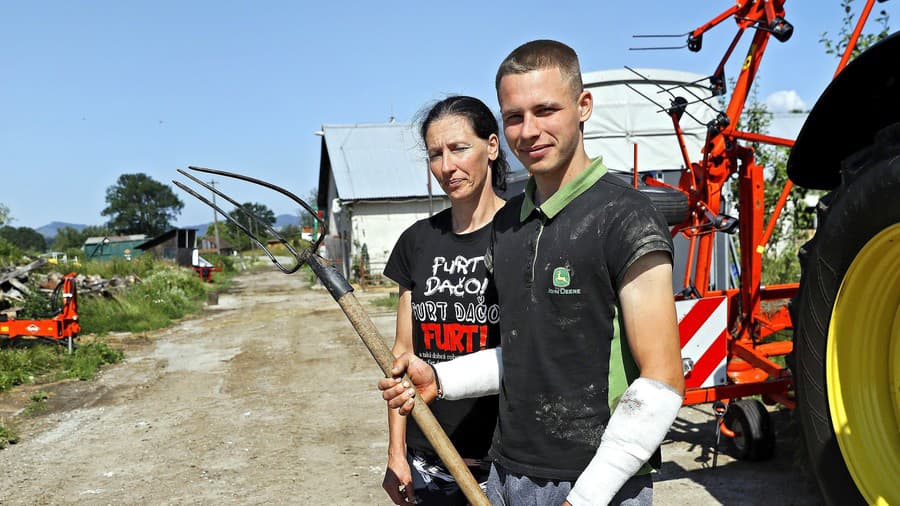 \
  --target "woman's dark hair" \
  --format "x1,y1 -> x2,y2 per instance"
418,95 -> 509,192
